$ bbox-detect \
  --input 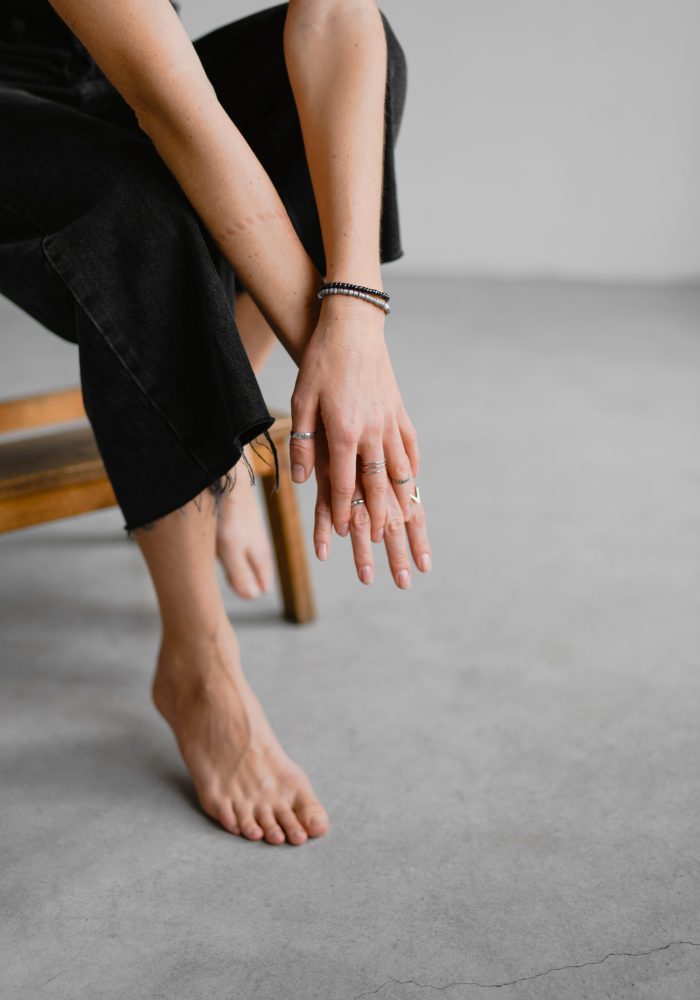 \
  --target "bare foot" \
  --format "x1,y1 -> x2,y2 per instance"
152,617 -> 329,845
216,449 -> 275,600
